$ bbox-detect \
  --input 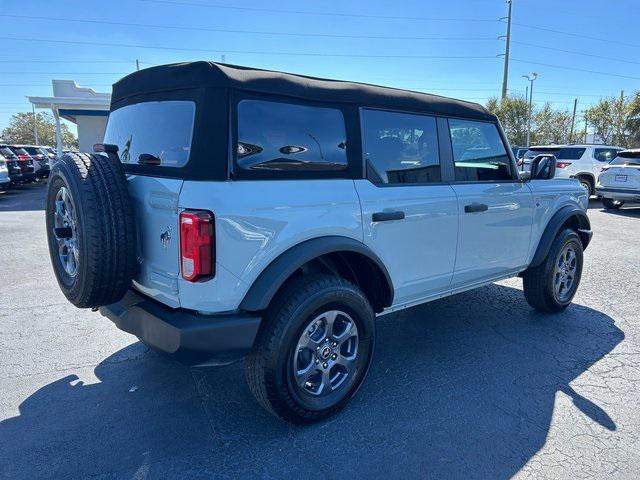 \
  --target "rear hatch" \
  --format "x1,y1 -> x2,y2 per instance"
599,151 -> 640,191
103,100 -> 196,307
